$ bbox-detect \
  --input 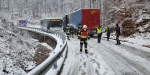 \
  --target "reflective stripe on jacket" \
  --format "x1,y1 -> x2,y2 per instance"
66,26 -> 70,34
